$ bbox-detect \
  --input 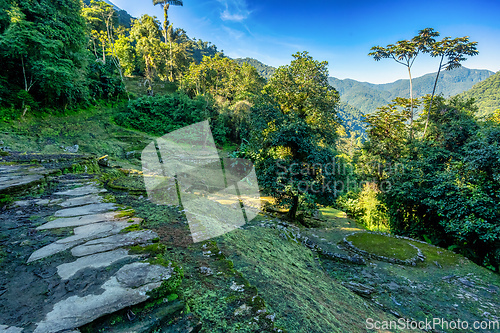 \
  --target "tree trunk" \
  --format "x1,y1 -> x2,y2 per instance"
289,195 -> 299,220
102,42 -> 106,64
423,55 -> 444,138
163,4 -> 169,44
408,66 -> 414,140
169,38 -> 174,82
